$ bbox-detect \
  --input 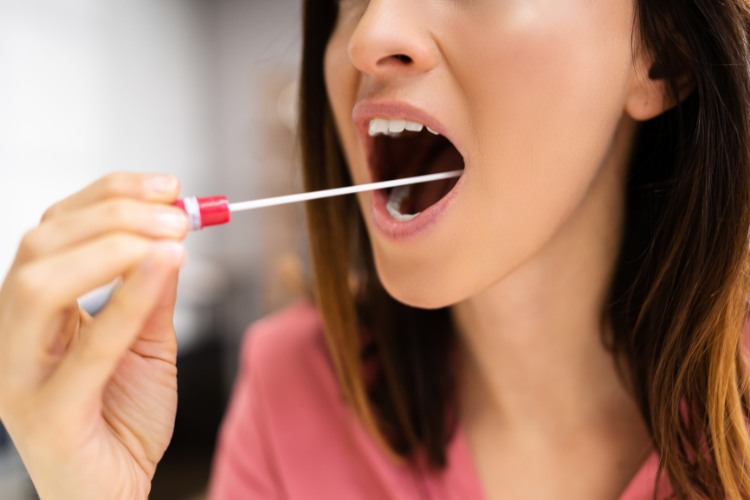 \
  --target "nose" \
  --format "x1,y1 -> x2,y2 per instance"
347,0 -> 439,78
